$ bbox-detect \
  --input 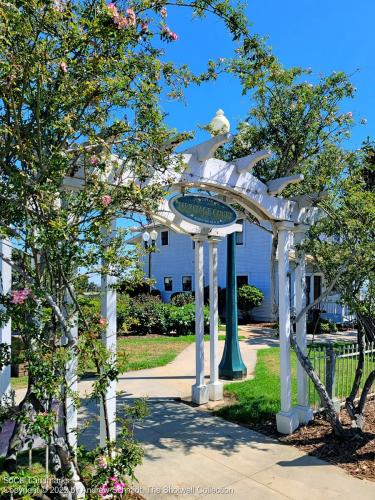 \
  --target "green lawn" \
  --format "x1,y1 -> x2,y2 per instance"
216,348 -> 298,425
12,334 -> 232,389
216,345 -> 375,425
